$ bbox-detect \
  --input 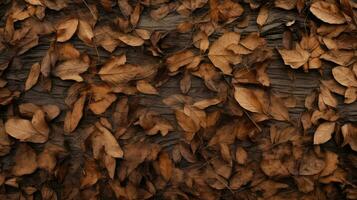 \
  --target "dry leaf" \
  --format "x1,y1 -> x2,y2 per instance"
278,44 -> 310,69
314,122 -> 336,145
257,6 -> 269,27
332,66 -> 357,87
53,57 -> 90,82
56,18 -> 79,42
5,118 -> 39,141
159,152 -> 173,181
166,50 -> 195,72
234,86 -> 263,113
25,62 -> 40,91
12,144 -> 37,176
208,32 -> 241,74
64,94 -> 86,133
310,1 -> 346,24
136,80 -> 158,95
93,122 -> 123,158
77,19 -> 94,44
